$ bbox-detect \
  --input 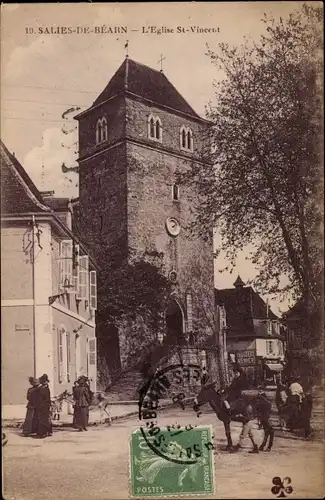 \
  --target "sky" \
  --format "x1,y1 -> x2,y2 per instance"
1,2 -> 306,315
